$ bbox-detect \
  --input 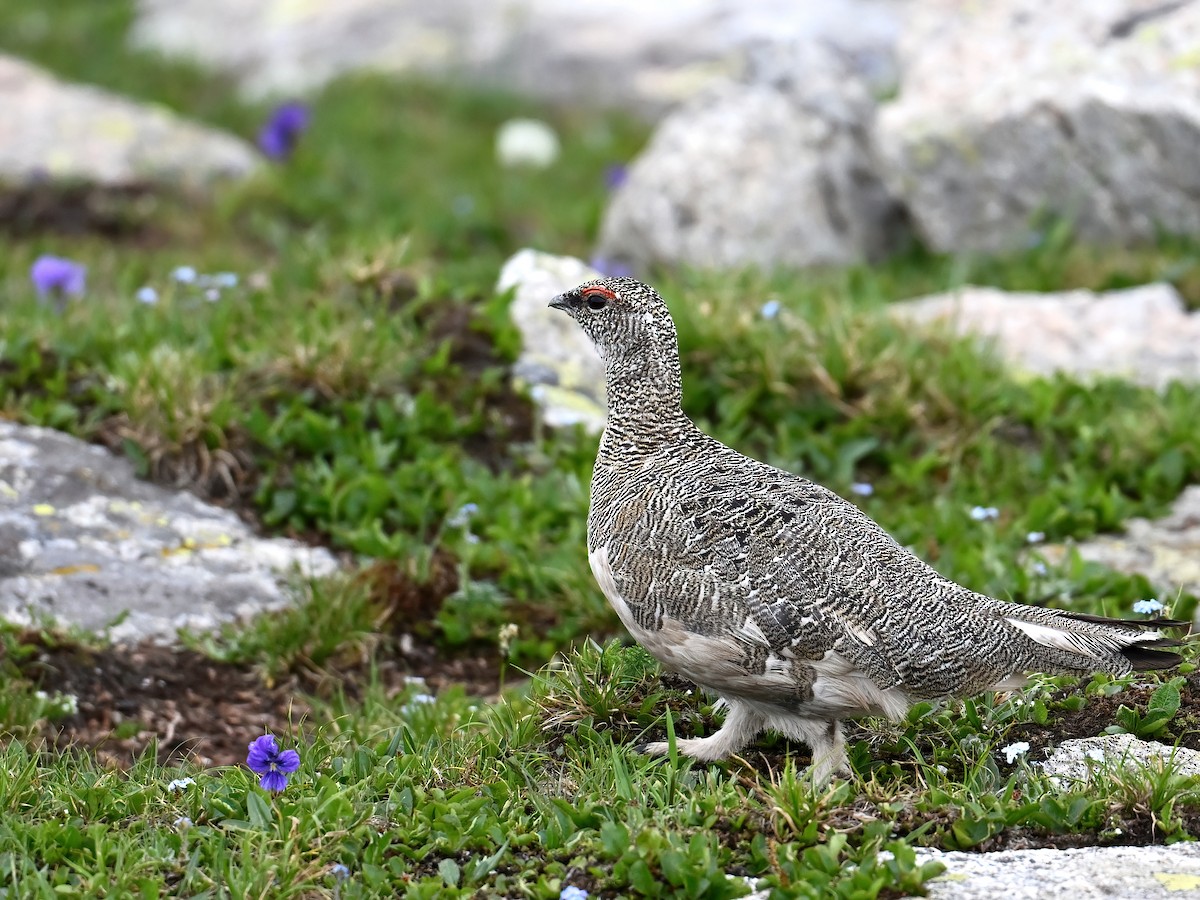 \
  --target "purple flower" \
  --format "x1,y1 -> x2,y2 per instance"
246,734 -> 300,792
258,102 -> 311,161
30,255 -> 86,299
589,256 -> 633,278
604,164 -> 628,190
